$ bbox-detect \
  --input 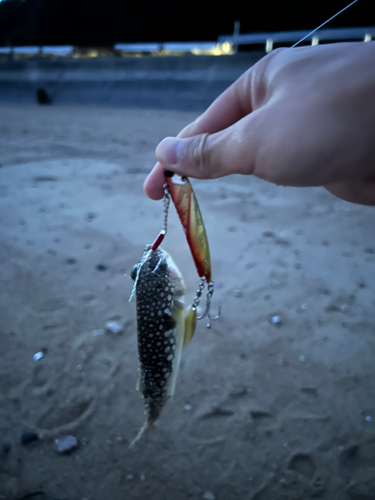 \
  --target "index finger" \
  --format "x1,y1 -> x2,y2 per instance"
144,67 -> 256,200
